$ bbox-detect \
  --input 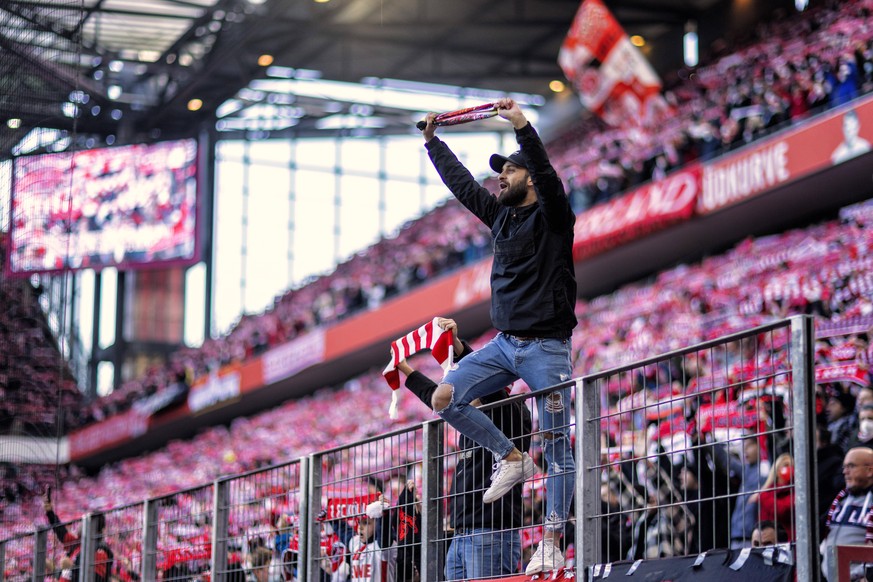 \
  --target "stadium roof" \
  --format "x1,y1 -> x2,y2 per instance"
1,0 -> 773,156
